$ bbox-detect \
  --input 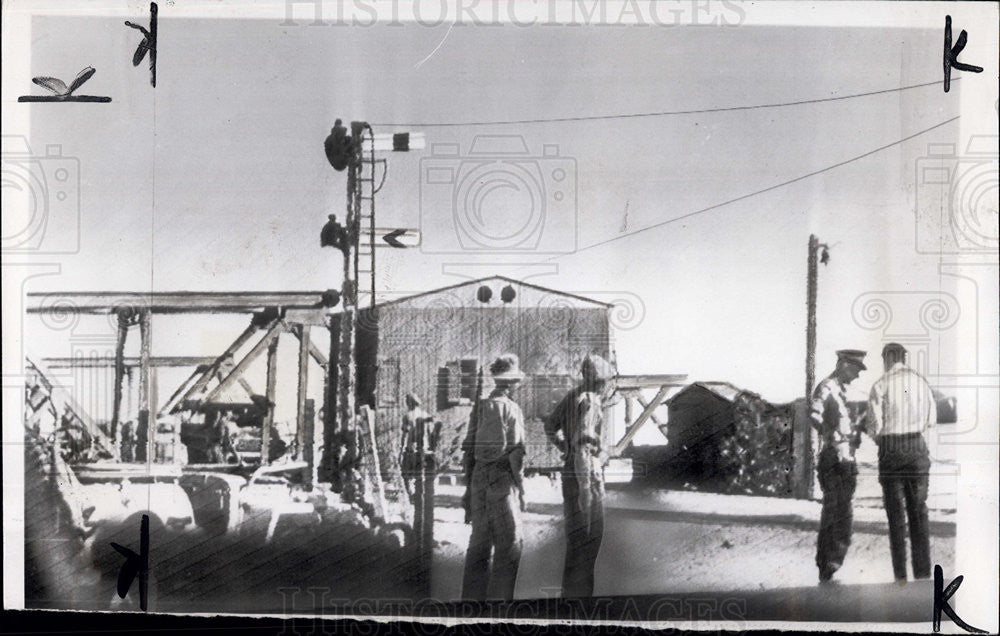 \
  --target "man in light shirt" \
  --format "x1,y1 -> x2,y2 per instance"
461,354 -> 526,601
865,342 -> 936,582
810,348 -> 867,583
